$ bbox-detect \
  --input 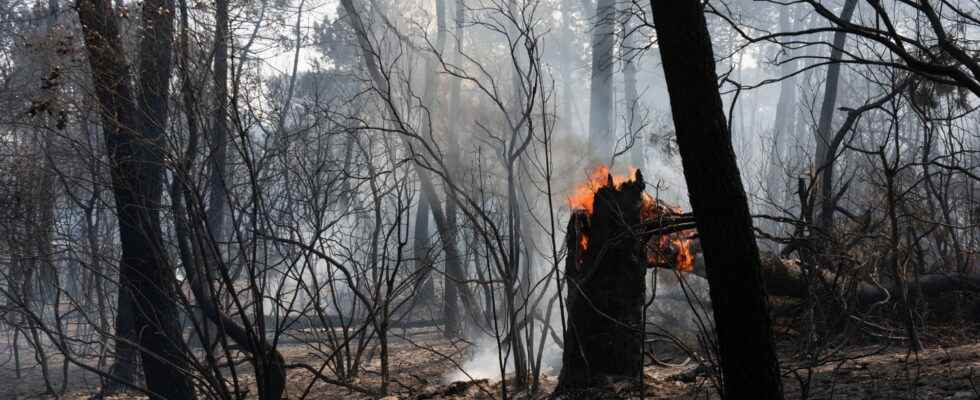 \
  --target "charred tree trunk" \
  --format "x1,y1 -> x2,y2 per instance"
76,0 -> 195,397
208,0 -> 229,241
651,1 -> 784,399
556,173 -> 647,395
814,0 -> 858,237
